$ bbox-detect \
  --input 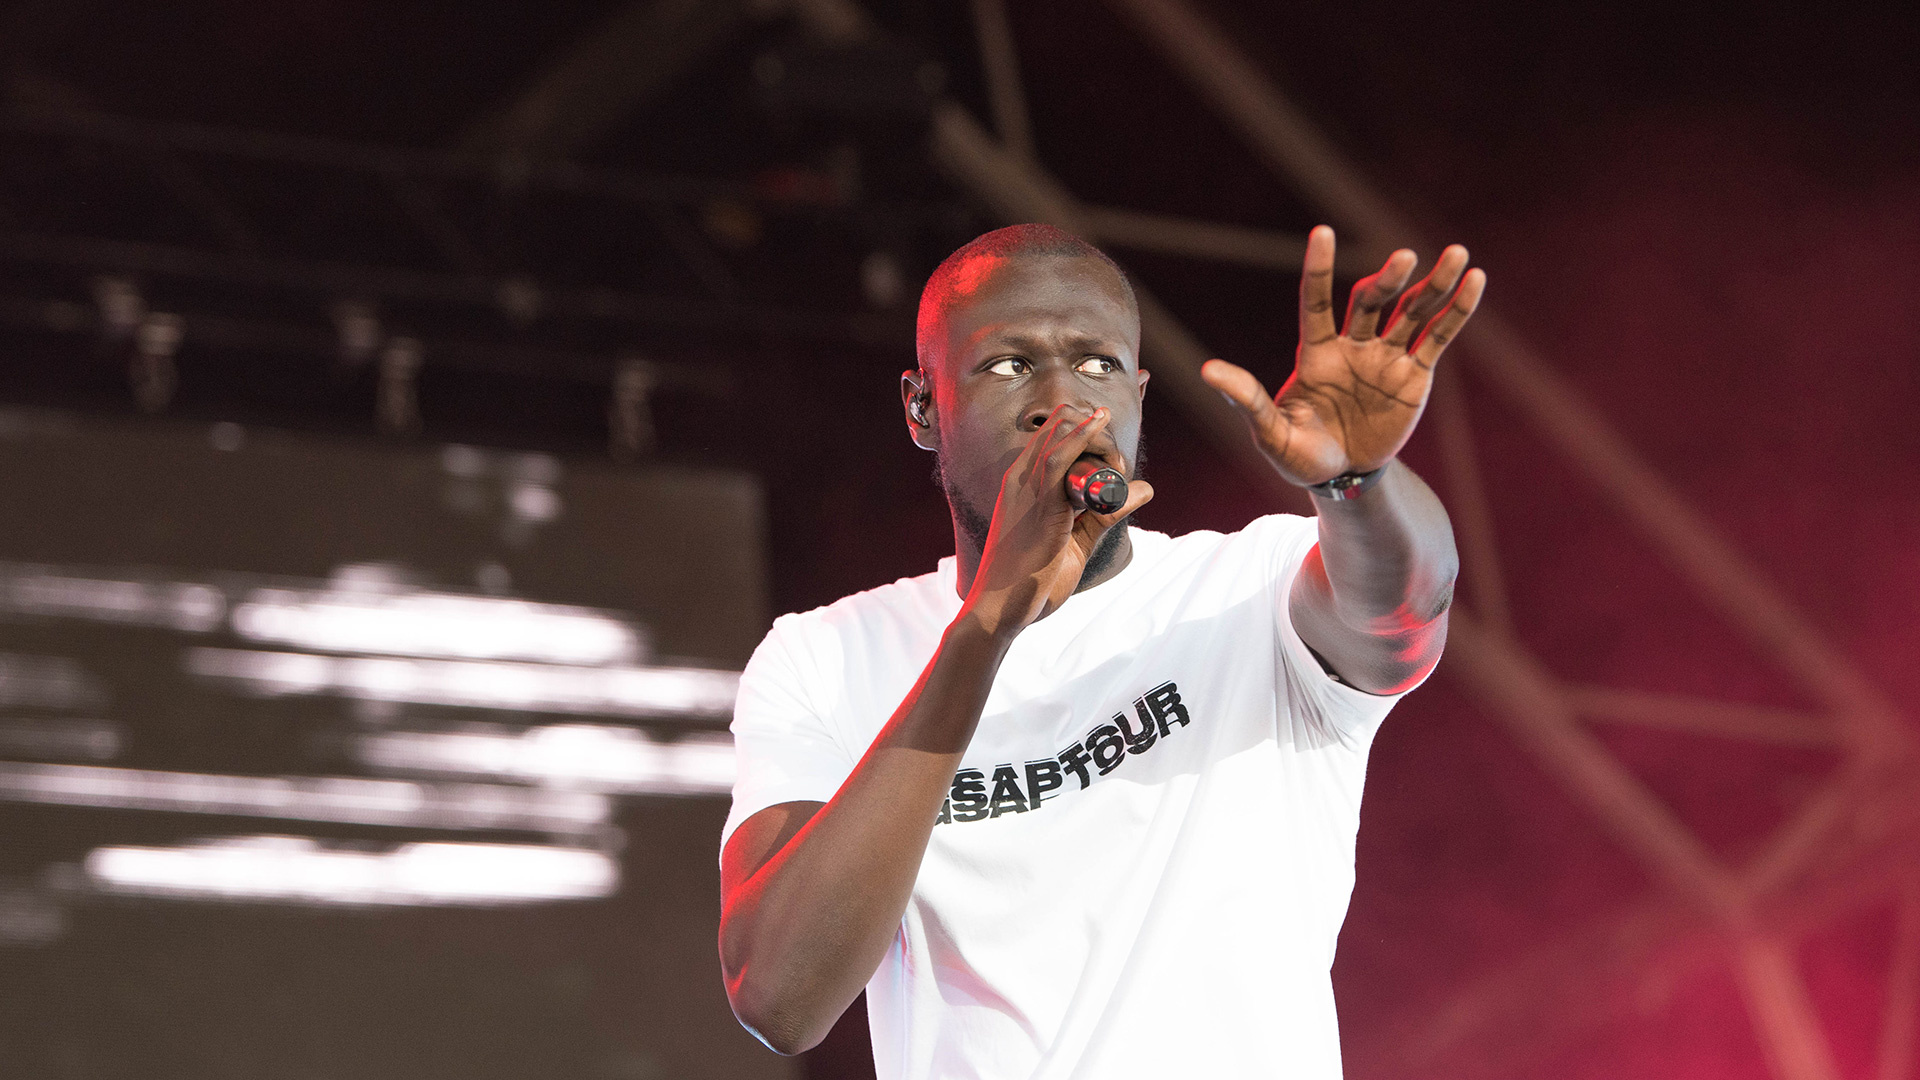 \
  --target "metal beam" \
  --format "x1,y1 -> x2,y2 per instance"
457,0 -> 755,159
0,233 -> 910,347
1103,0 -> 1912,765
1393,833 -> 1920,1080
1,70 -> 262,257
1075,204 -> 1374,276
1100,4 -> 1915,1079
1376,896 -> 1696,1080
1741,775 -> 1867,900
1398,824 -> 1920,1079
1880,880 -> 1920,1080
1734,934 -> 1845,1080
1,108 -> 749,209
384,173 -> 488,274
1101,0 -> 1411,260
970,0 -> 1034,161
1445,611 -> 1745,917
1429,364 -> 1513,639
1463,315 -> 1912,761
0,295 -> 737,397
137,147 -> 261,256
1564,684 -> 1839,748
